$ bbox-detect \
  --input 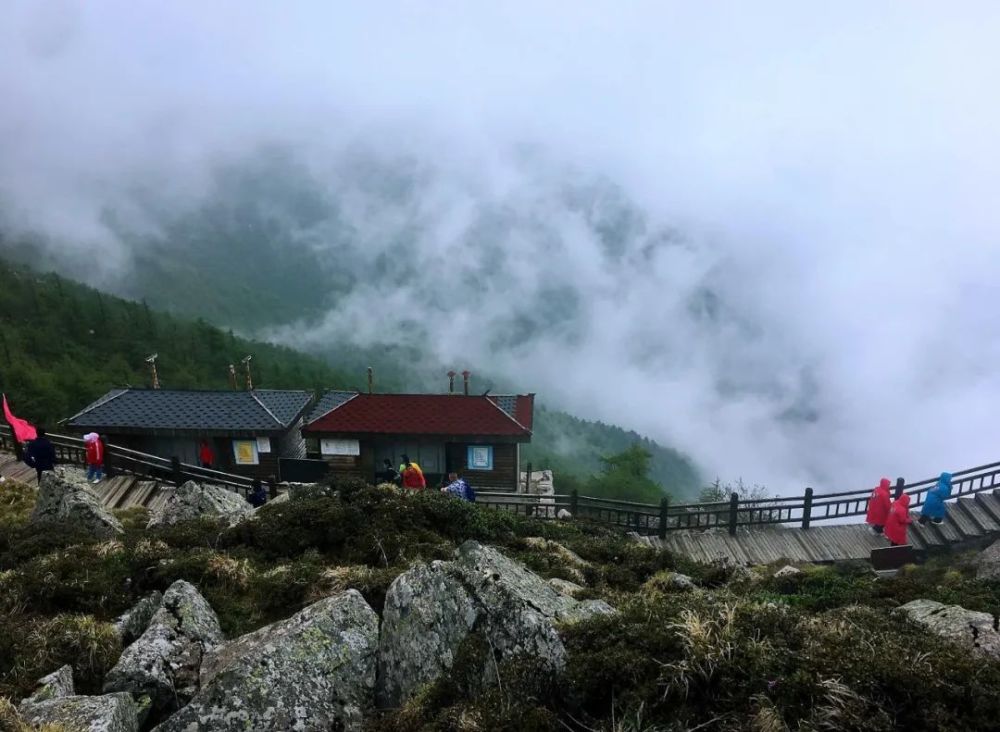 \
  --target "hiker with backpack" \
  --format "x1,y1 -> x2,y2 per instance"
441,471 -> 476,502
